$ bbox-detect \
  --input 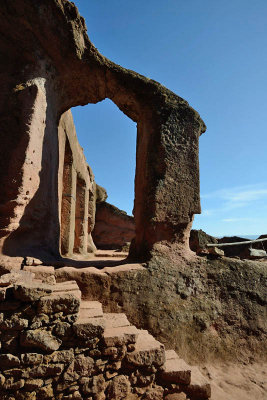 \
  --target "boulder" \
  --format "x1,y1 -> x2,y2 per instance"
20,330 -> 62,352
